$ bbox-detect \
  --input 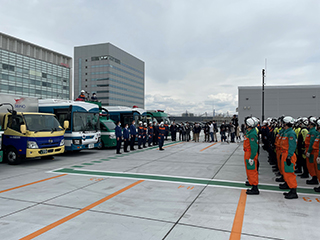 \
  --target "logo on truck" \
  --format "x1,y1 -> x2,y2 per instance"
14,98 -> 26,109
